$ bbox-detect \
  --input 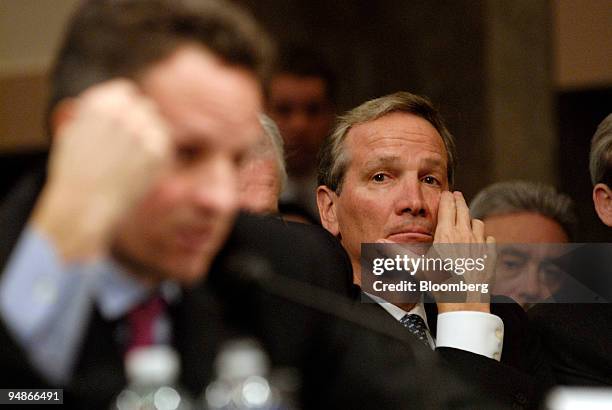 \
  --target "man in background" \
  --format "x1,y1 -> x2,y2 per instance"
528,113 -> 612,386
238,114 -> 287,215
470,180 -> 576,308
591,114 -> 612,227
316,91 -> 551,408
267,45 -> 336,222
